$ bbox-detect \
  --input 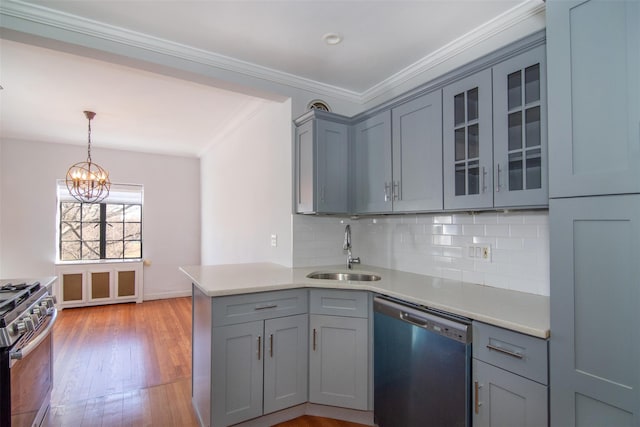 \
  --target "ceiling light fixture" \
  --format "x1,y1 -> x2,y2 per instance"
65,111 -> 111,203
323,33 -> 342,45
